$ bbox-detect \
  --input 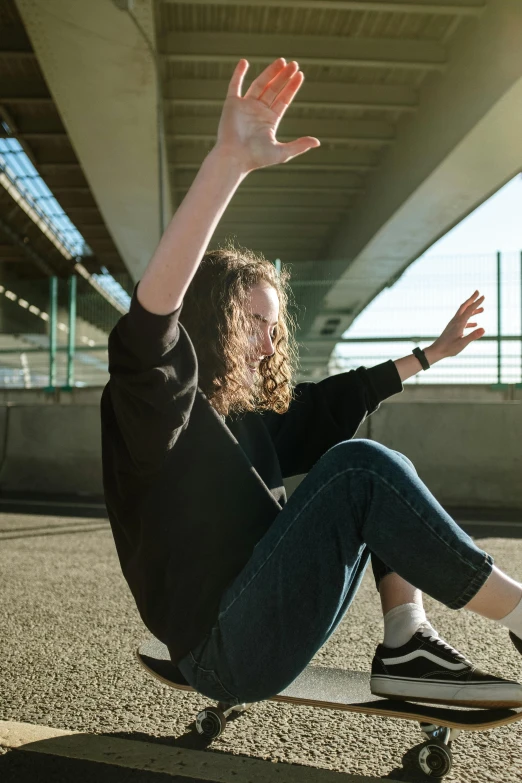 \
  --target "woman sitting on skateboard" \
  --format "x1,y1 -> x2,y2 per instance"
102,58 -> 522,707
